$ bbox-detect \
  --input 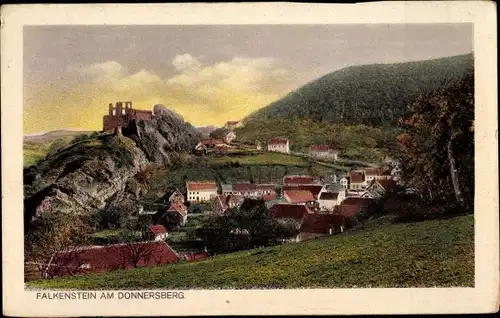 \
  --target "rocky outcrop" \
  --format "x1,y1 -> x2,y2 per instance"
124,104 -> 201,166
24,105 -> 202,226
